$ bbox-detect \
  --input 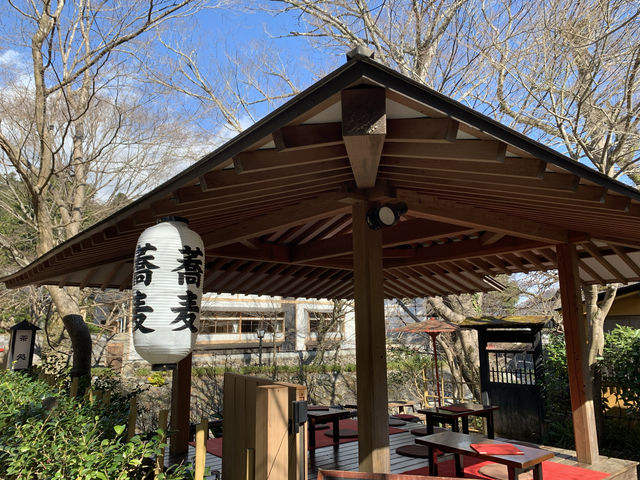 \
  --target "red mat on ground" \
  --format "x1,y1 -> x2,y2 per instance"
402,456 -> 610,480
310,419 -> 406,450
191,419 -> 407,457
